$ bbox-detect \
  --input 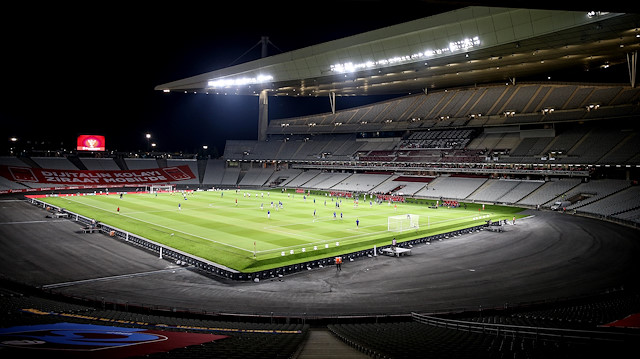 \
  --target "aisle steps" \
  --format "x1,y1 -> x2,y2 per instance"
297,328 -> 369,359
